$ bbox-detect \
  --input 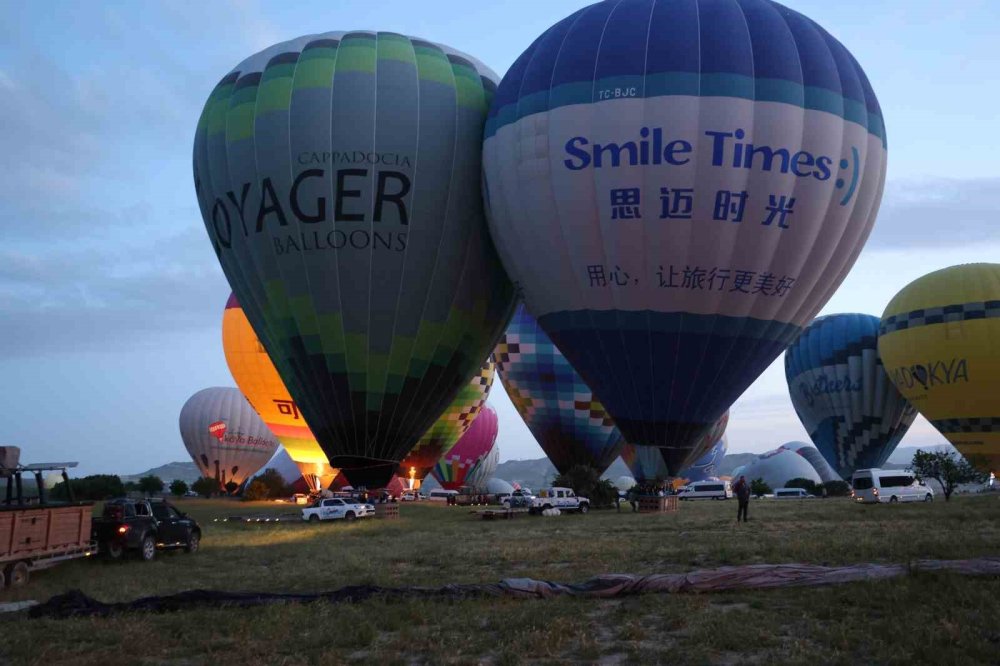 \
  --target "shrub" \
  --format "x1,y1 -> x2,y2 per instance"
822,480 -> 851,497
191,476 -> 218,498
243,479 -> 270,501
255,468 -> 291,498
784,477 -> 819,495
169,479 -> 189,497
138,475 -> 164,496
224,481 -> 239,495
749,478 -> 772,498
51,474 -> 125,501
